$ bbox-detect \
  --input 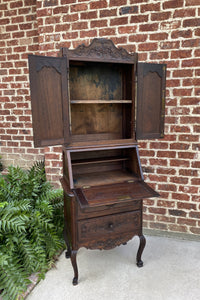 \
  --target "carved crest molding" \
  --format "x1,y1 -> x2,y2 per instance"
66,38 -> 135,62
